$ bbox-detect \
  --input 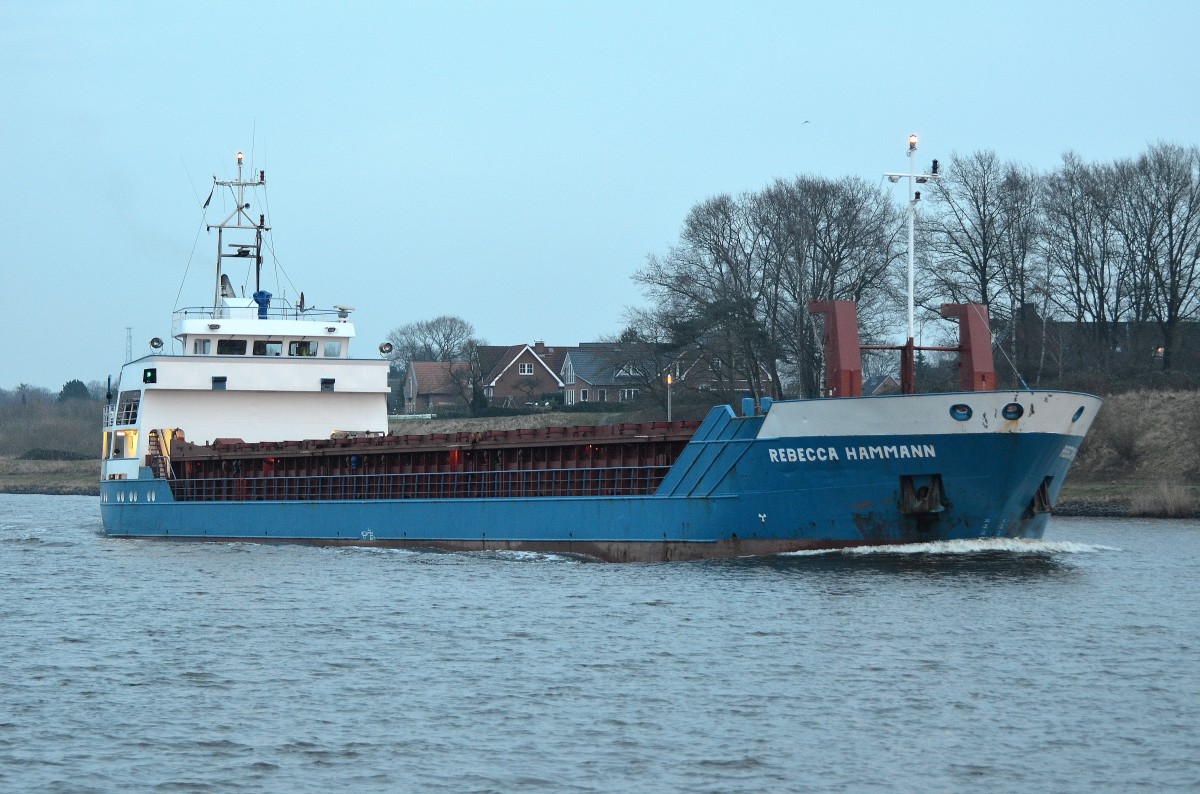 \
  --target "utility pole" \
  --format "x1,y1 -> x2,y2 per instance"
884,134 -> 940,392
